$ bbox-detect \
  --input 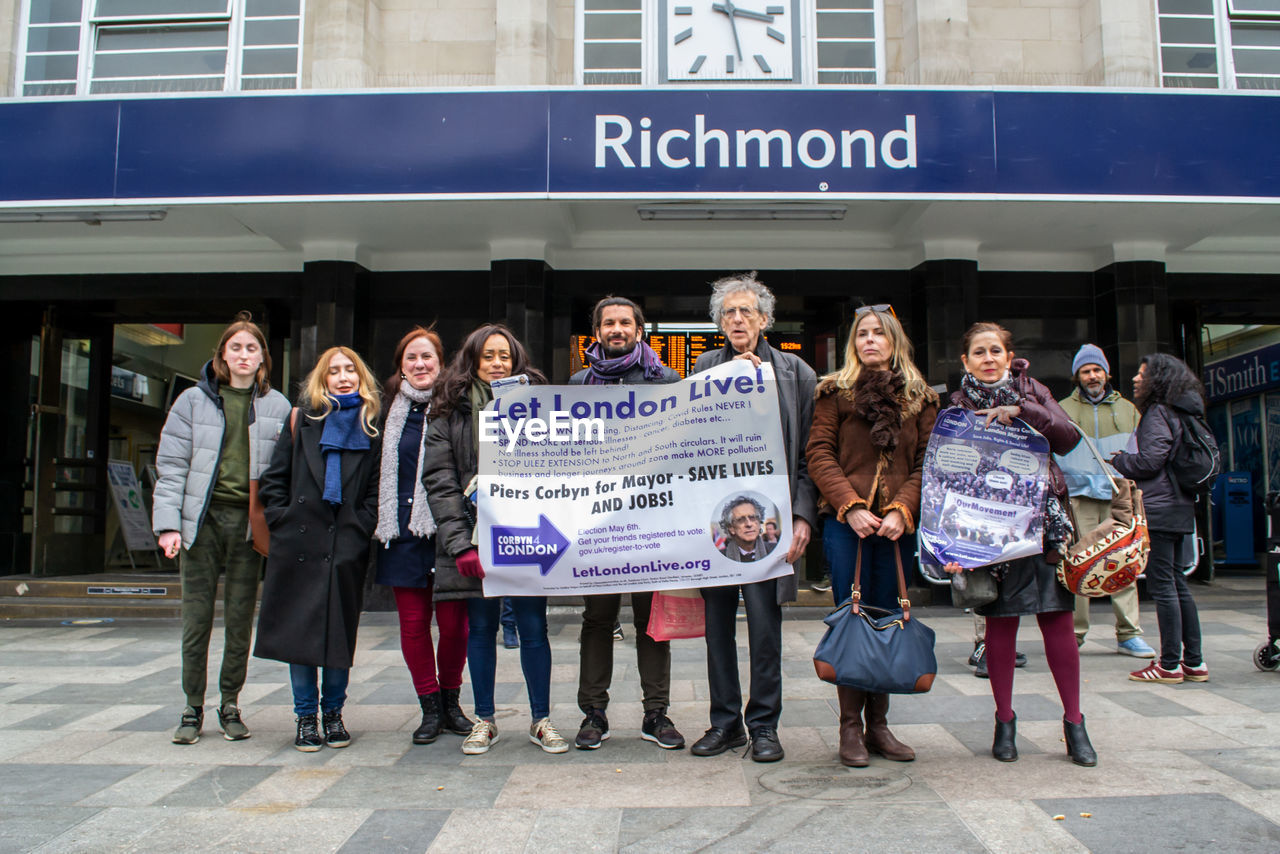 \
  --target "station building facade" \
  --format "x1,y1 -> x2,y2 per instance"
1,0 -> 1279,576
